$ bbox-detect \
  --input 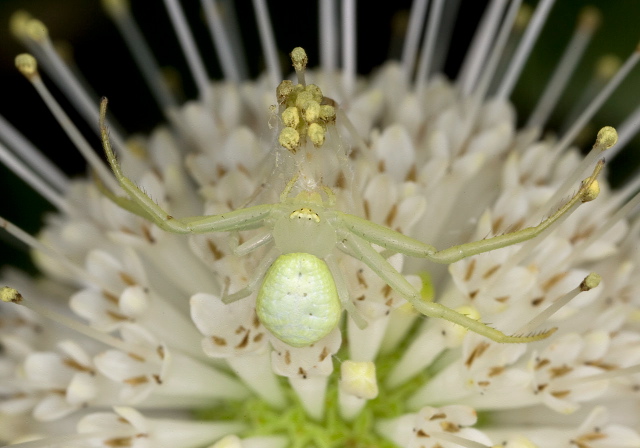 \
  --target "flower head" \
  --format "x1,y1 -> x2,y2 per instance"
1,1 -> 640,447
